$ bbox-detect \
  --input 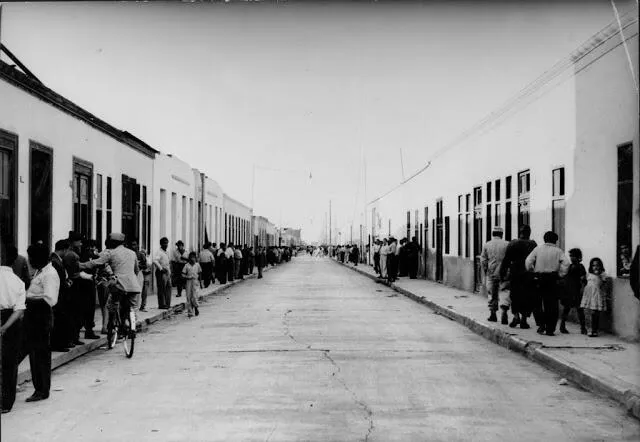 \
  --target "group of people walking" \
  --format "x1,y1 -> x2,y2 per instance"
371,237 -> 421,283
483,225 -> 621,337
0,231 -> 141,413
